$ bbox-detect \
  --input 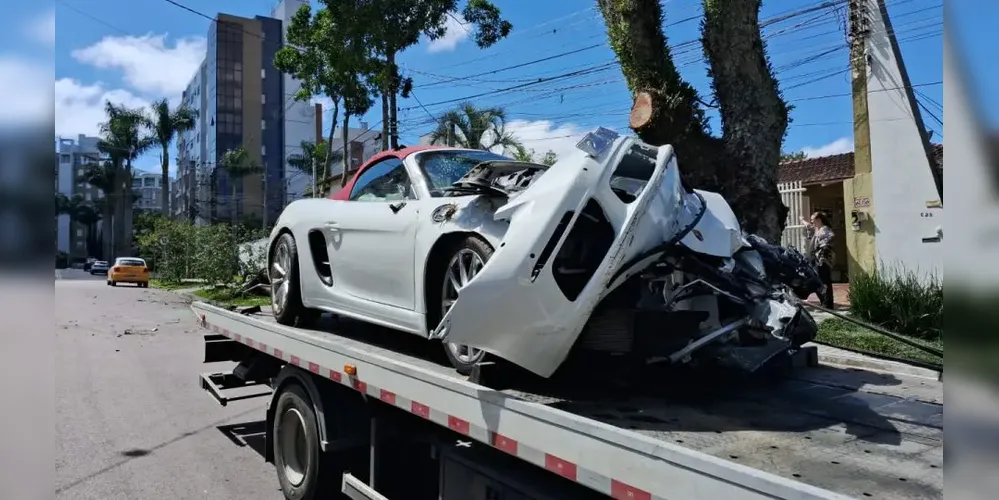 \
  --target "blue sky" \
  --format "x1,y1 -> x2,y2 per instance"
43,0 -> 960,177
